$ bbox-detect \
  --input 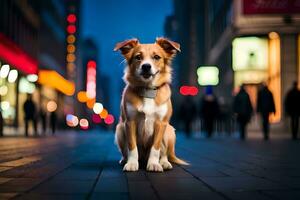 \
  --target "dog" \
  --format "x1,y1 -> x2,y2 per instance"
114,38 -> 188,172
